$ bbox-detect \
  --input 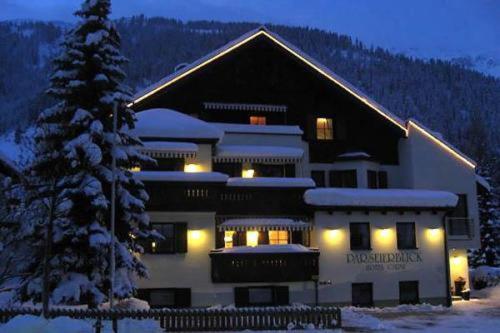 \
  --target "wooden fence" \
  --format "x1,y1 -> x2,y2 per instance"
0,306 -> 341,331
